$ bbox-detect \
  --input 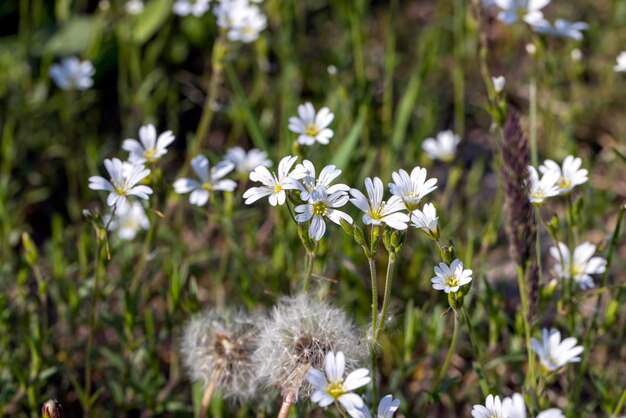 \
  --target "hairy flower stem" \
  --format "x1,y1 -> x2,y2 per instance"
434,309 -> 459,391
375,251 -> 396,340
461,307 -> 490,396
368,257 -> 378,333
277,391 -> 295,418
302,251 -> 315,293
